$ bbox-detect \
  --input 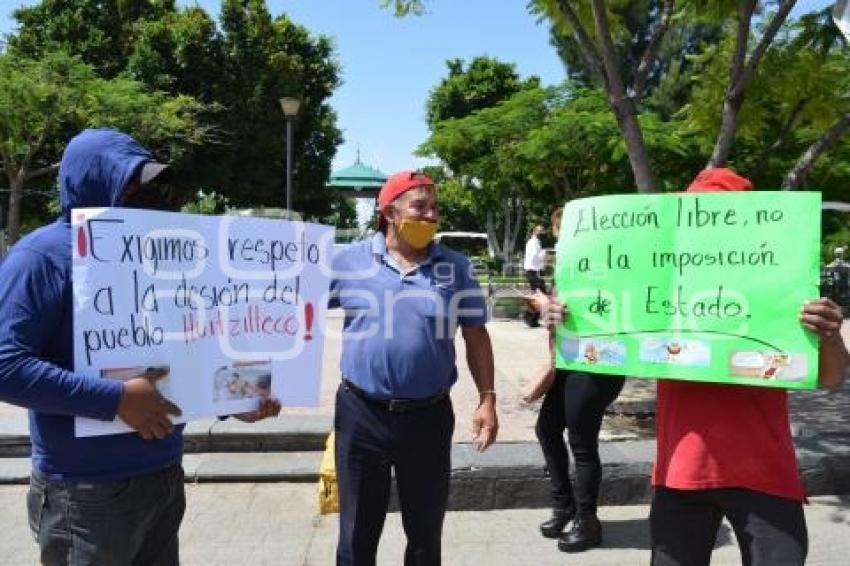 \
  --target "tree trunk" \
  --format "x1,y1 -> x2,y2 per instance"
709,1 -> 795,168
6,173 -> 25,245
25,163 -> 60,183
591,0 -> 658,193
782,112 -> 850,190
709,92 -> 746,168
611,97 -> 658,193
508,197 -> 524,257
631,0 -> 676,101
502,202 -> 513,274
502,202 -> 510,265
709,0 -> 755,167
554,0 -> 606,84
485,211 -> 502,261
